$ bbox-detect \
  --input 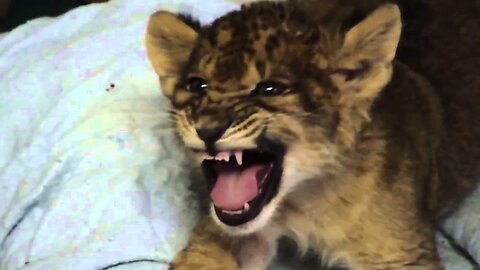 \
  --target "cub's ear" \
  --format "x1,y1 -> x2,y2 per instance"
341,3 -> 401,64
329,4 -> 401,101
145,11 -> 198,78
